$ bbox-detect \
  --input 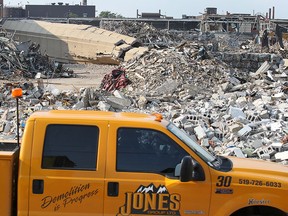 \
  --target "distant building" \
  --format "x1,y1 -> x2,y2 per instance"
25,4 -> 95,18
3,7 -> 25,18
